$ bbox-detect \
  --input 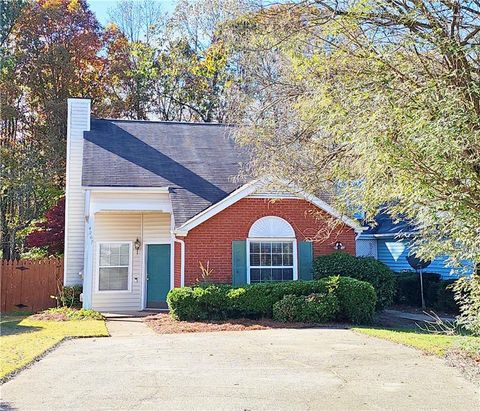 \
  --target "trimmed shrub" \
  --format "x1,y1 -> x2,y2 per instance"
273,293 -> 339,323
167,287 -> 199,320
313,252 -> 395,309
335,276 -> 377,323
434,280 -> 458,313
167,276 -> 376,324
